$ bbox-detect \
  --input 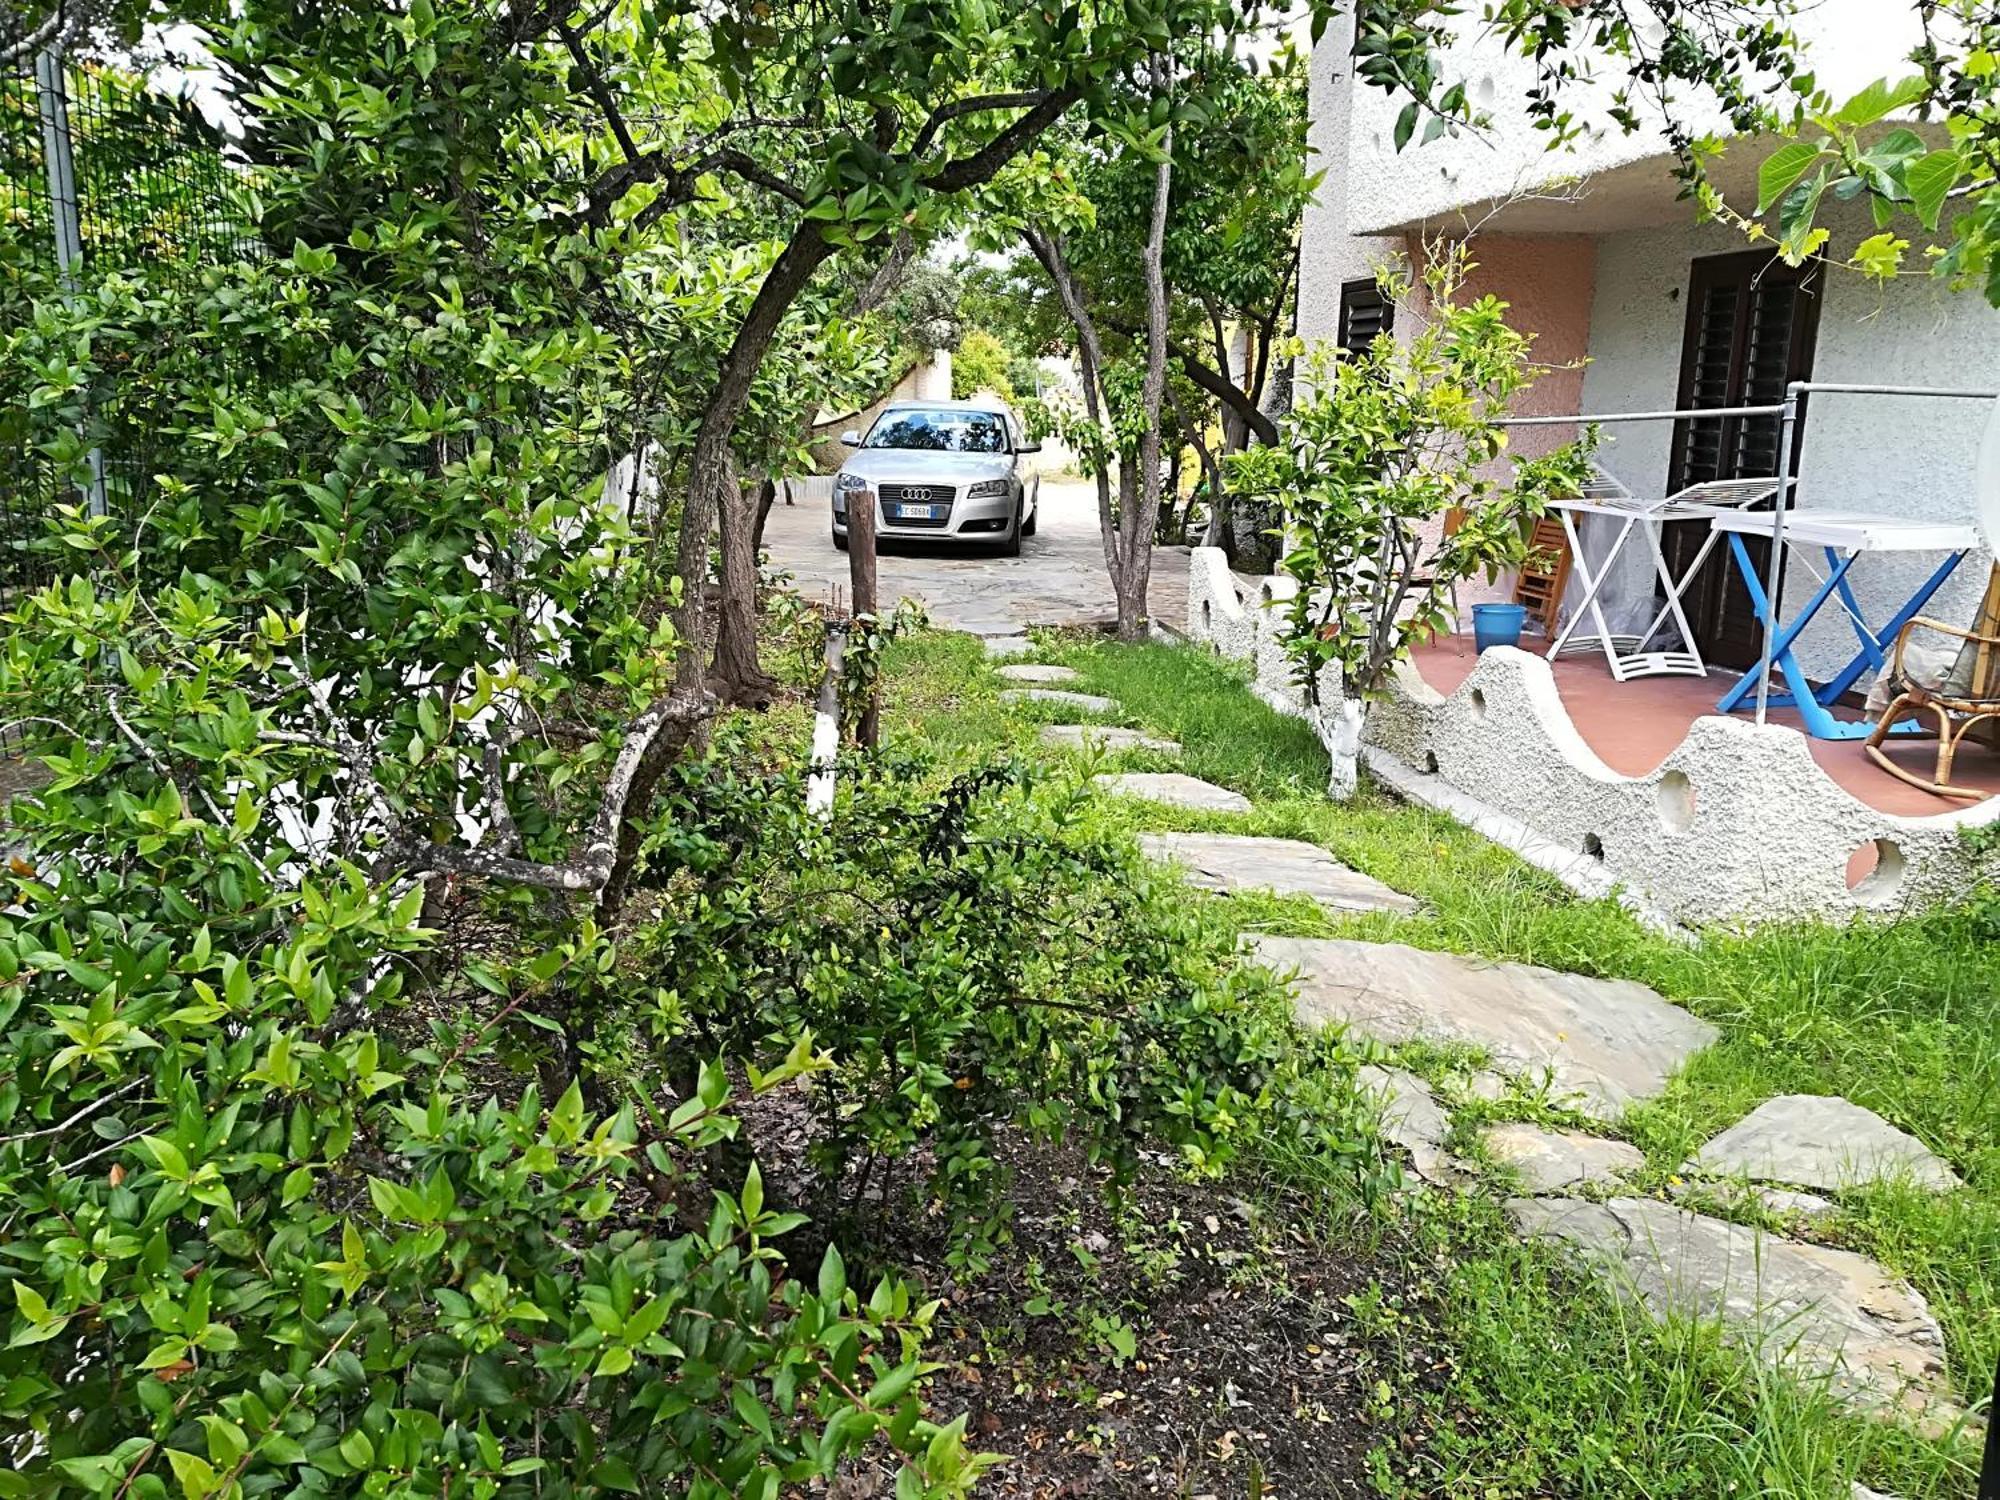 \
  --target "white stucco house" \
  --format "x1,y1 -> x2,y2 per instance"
1299,0 -> 1999,683
1184,2 -> 2000,929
